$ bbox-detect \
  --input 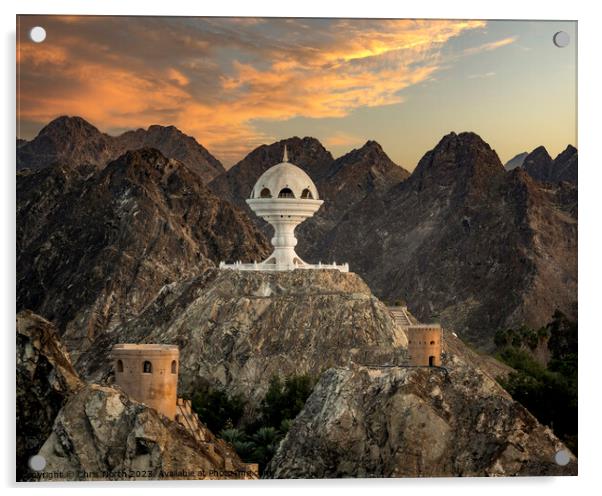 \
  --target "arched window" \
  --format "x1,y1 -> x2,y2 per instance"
260,187 -> 272,198
301,188 -> 313,199
143,361 -> 152,373
278,187 -> 295,198
117,360 -> 124,373
430,340 -> 436,345
171,360 -> 177,374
